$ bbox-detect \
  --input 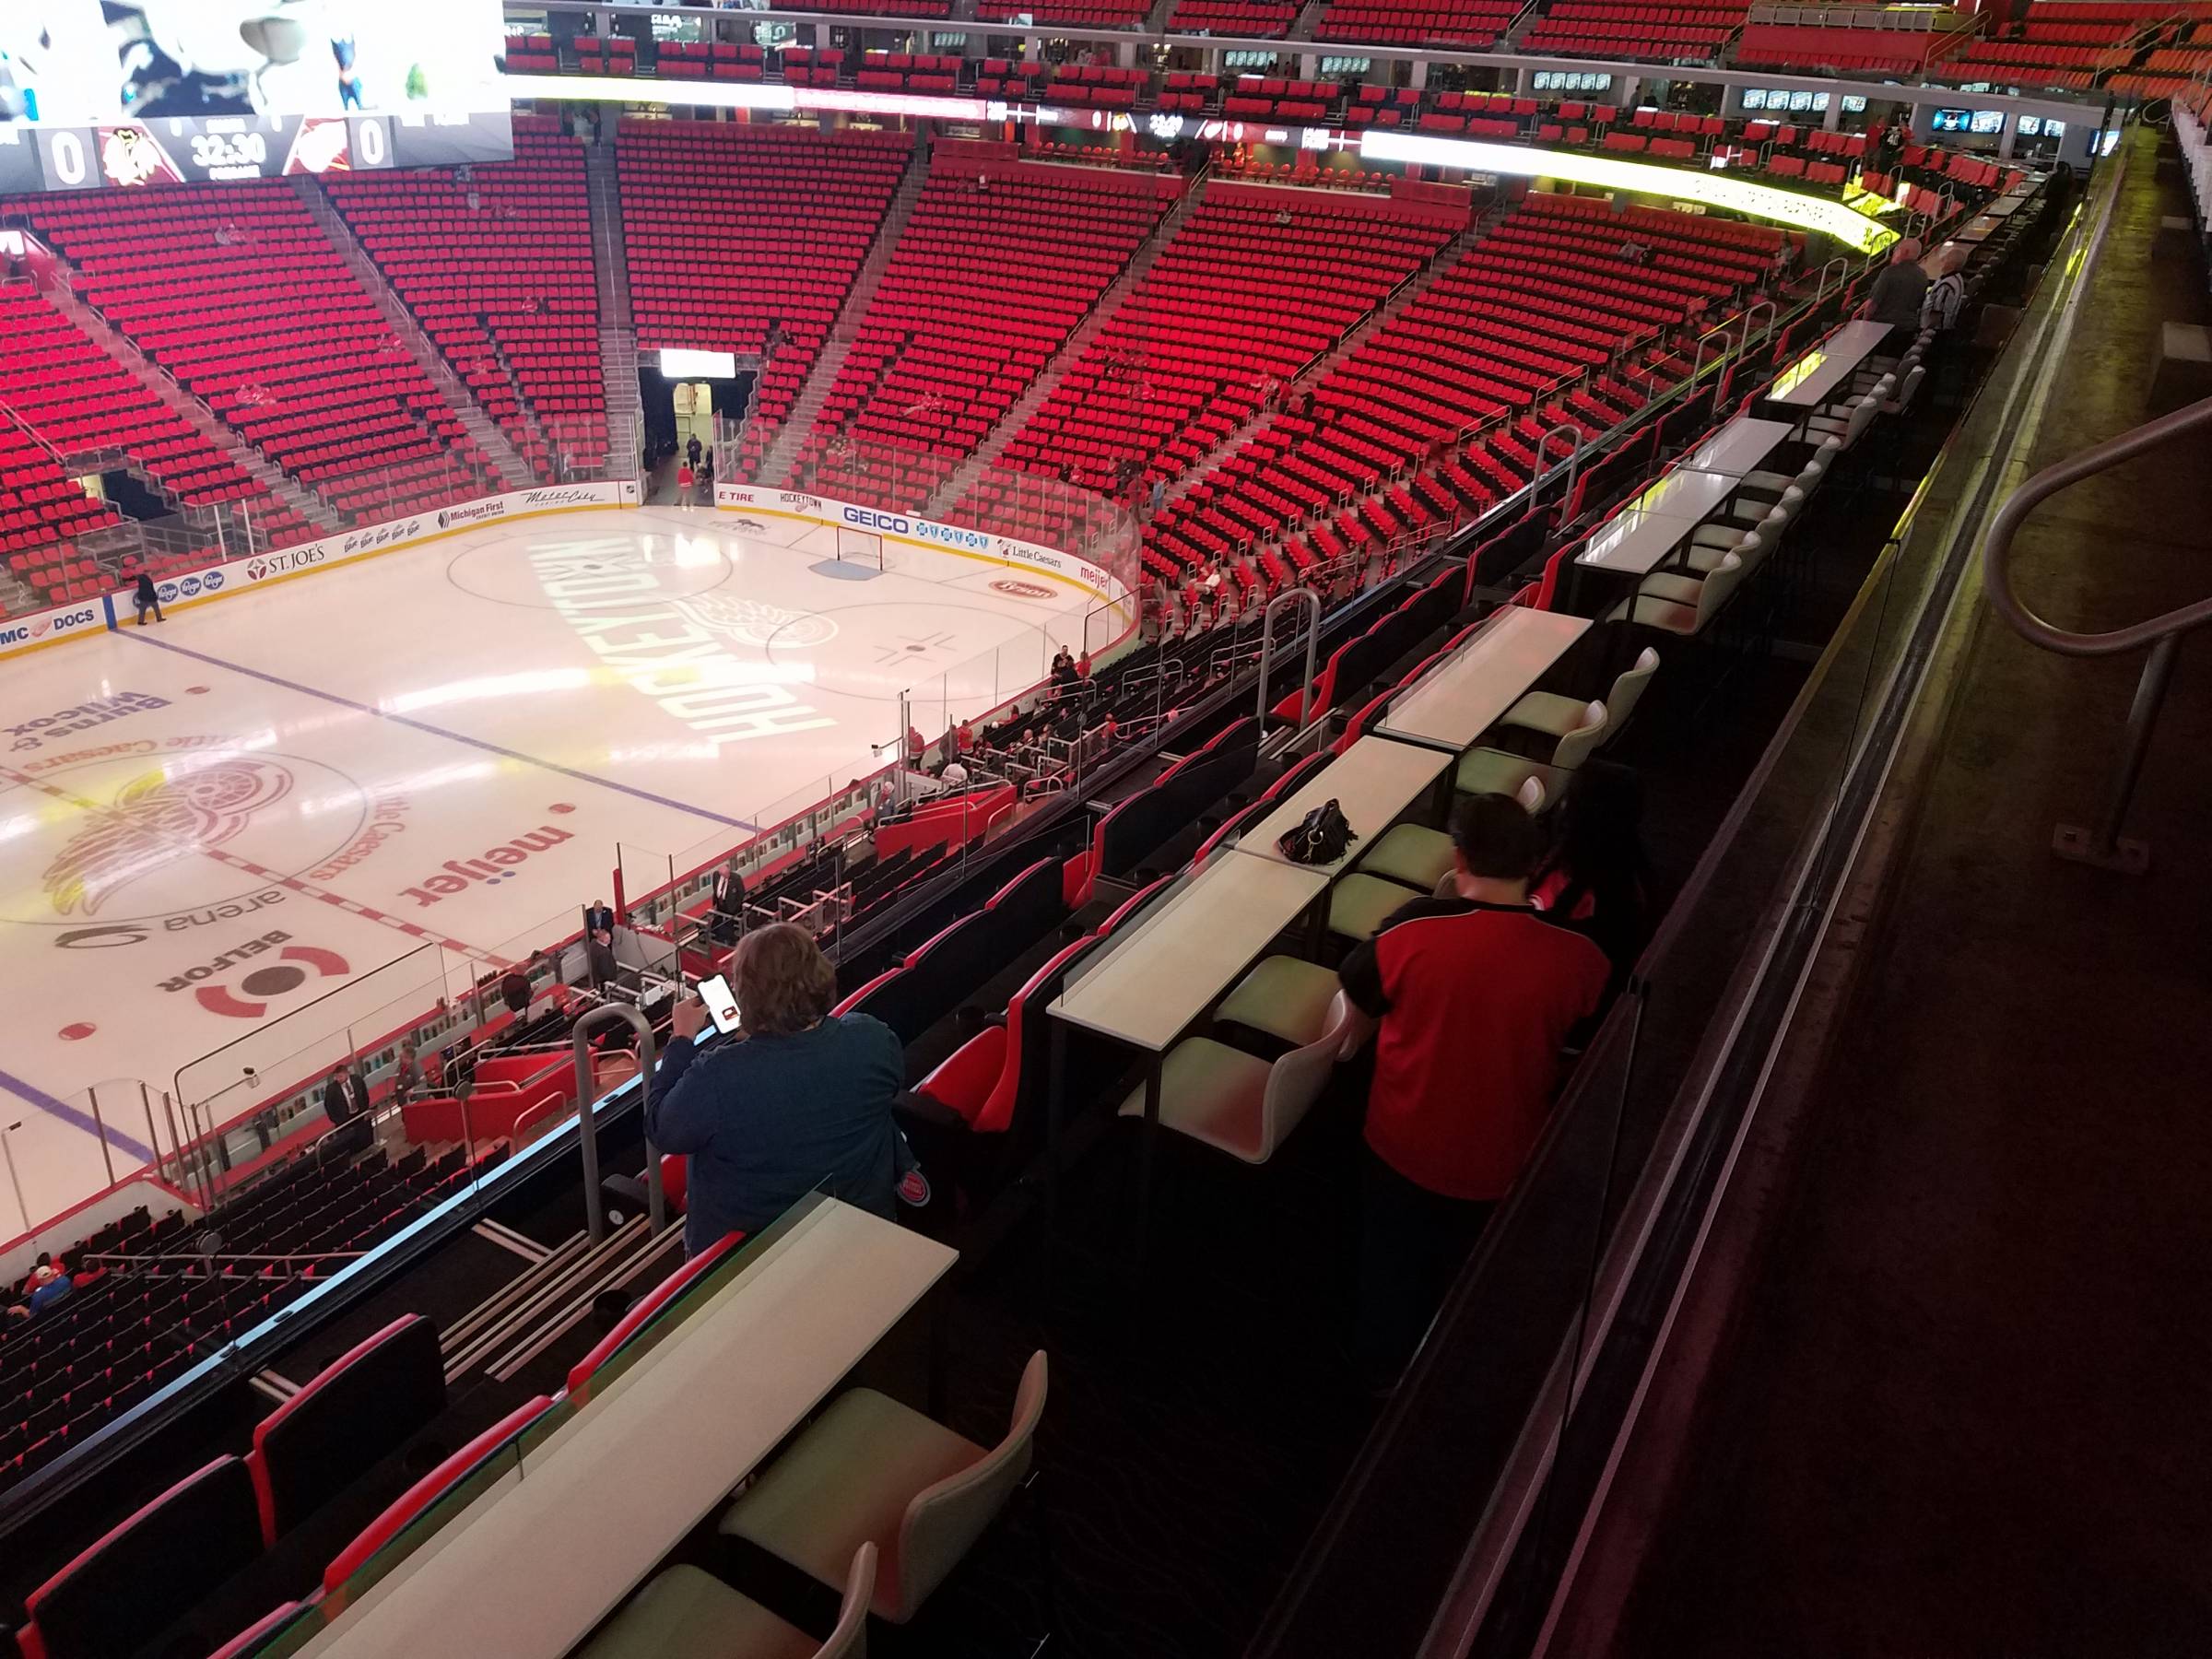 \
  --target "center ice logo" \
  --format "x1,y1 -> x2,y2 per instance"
43,759 -> 294,917
674,592 -> 839,649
